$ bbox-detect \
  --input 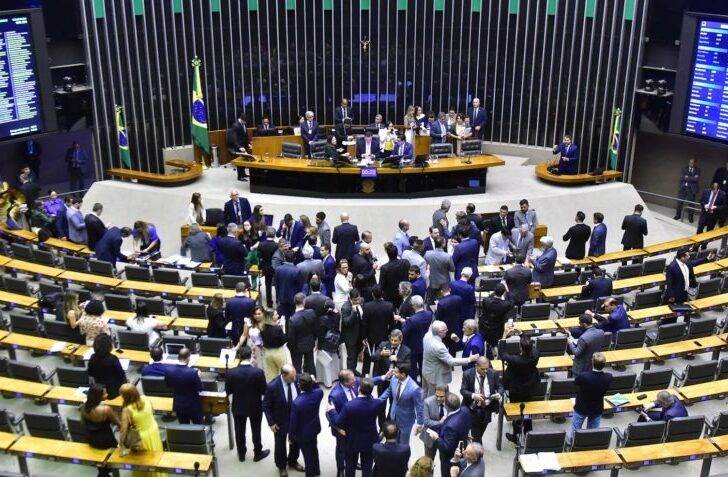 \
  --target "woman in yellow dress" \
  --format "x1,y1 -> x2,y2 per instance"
118,383 -> 166,477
